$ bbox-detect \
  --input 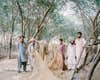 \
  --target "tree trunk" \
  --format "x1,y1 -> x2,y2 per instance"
34,6 -> 52,39
87,49 -> 100,80
9,5 -> 16,59
92,9 -> 100,40
16,0 -> 24,35
9,18 -> 15,59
